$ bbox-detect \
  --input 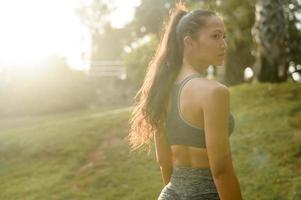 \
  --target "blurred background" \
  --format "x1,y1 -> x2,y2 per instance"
0,0 -> 301,199
0,0 -> 300,118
